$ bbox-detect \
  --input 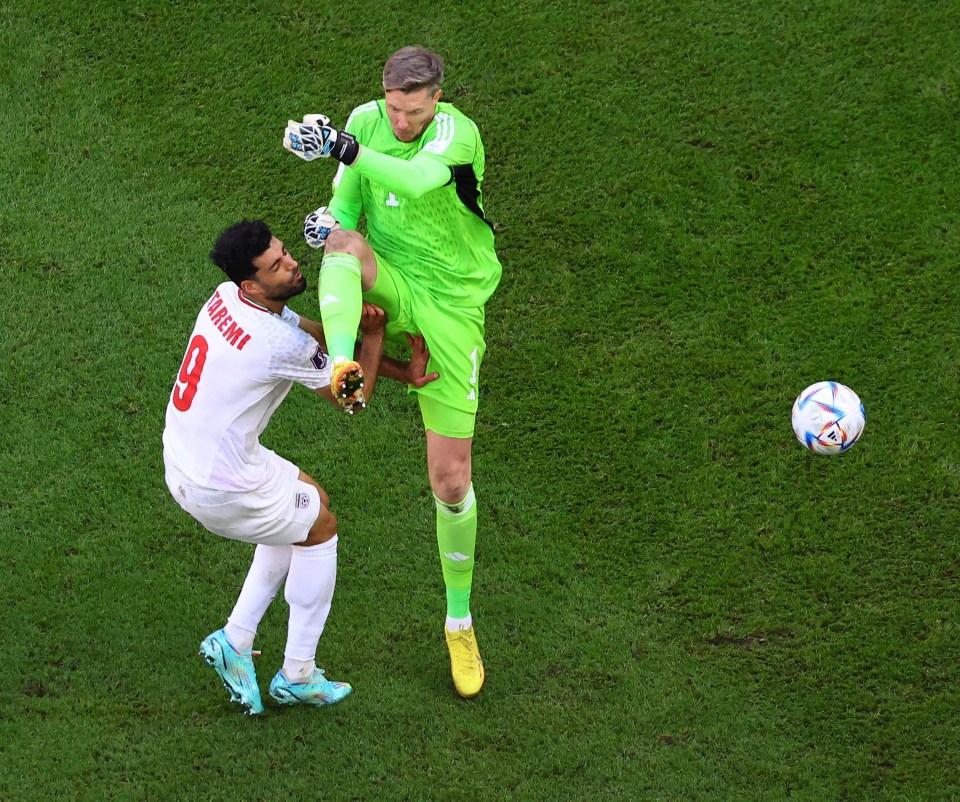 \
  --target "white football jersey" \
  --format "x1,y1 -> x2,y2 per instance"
163,281 -> 331,491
